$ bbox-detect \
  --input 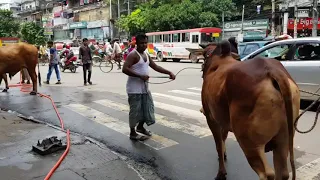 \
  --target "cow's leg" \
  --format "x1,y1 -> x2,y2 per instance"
207,119 -> 227,180
273,131 -> 290,180
238,140 -> 275,180
2,74 -> 9,92
27,67 -> 37,95
221,129 -> 228,160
